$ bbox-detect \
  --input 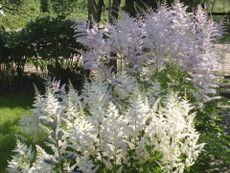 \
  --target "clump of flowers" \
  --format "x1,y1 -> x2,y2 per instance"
9,72 -> 204,173
8,1 -> 219,173
76,1 -> 221,101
